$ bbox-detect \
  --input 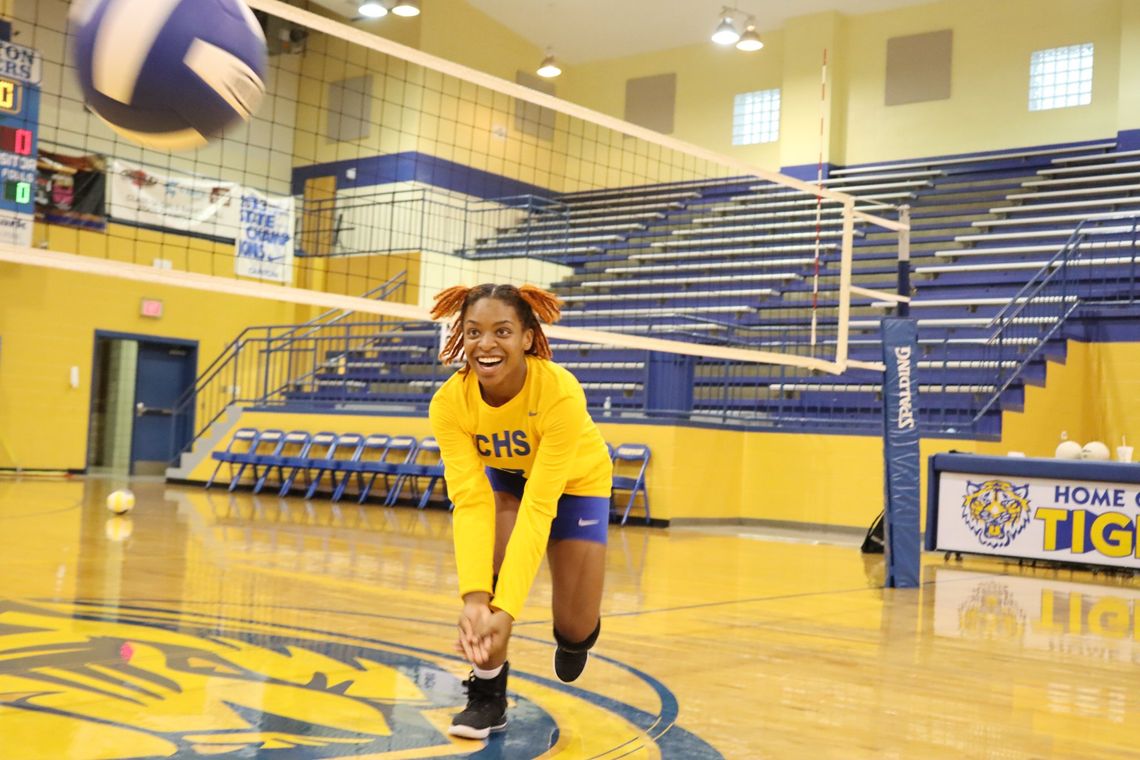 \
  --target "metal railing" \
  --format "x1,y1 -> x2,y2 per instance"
969,214 -> 1140,426
169,272 -> 410,460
